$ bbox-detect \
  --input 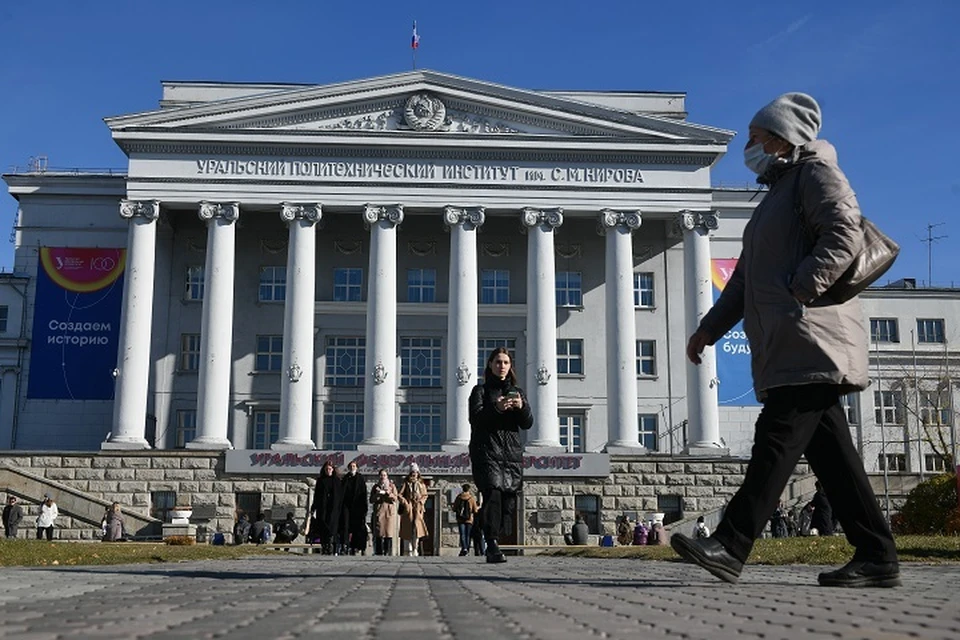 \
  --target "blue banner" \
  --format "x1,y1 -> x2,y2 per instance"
712,258 -> 759,406
27,247 -> 125,400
